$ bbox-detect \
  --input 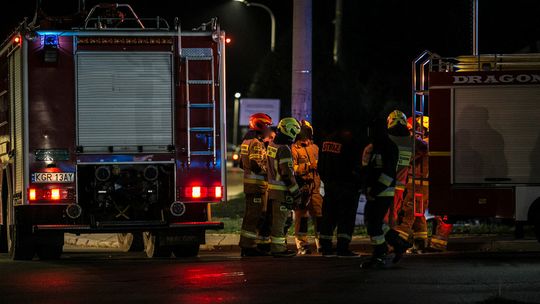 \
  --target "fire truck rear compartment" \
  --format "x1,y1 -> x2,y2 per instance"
77,164 -> 175,222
